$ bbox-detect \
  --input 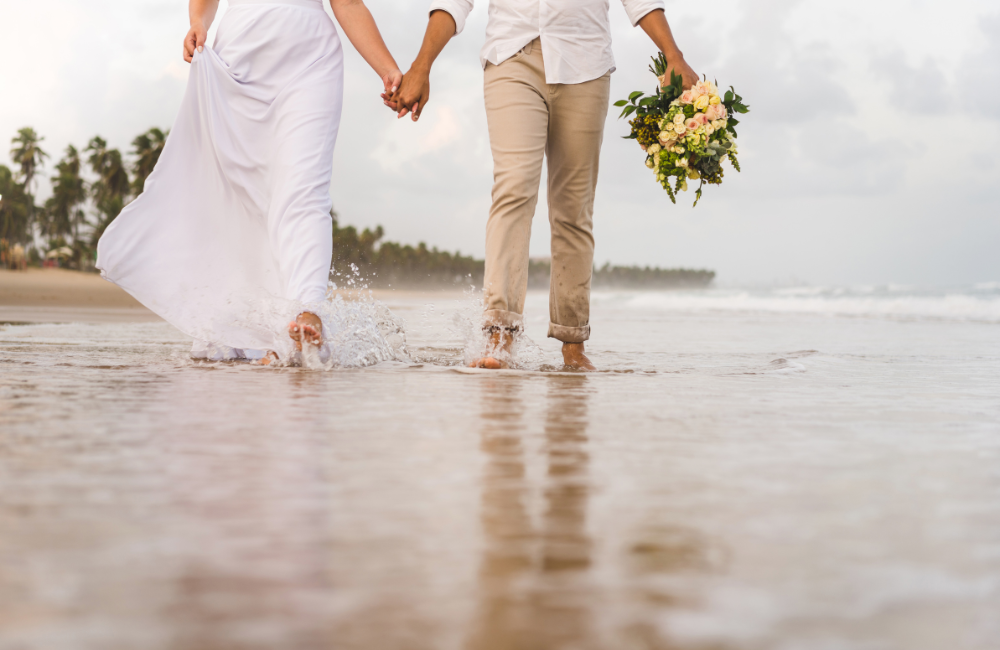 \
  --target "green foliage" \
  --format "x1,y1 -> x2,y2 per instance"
330,211 -> 715,290
9,127 -> 48,196
0,164 -> 32,245
44,145 -> 88,244
527,259 -> 714,290
86,136 -> 131,245
131,128 -> 168,195
329,211 -> 484,288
